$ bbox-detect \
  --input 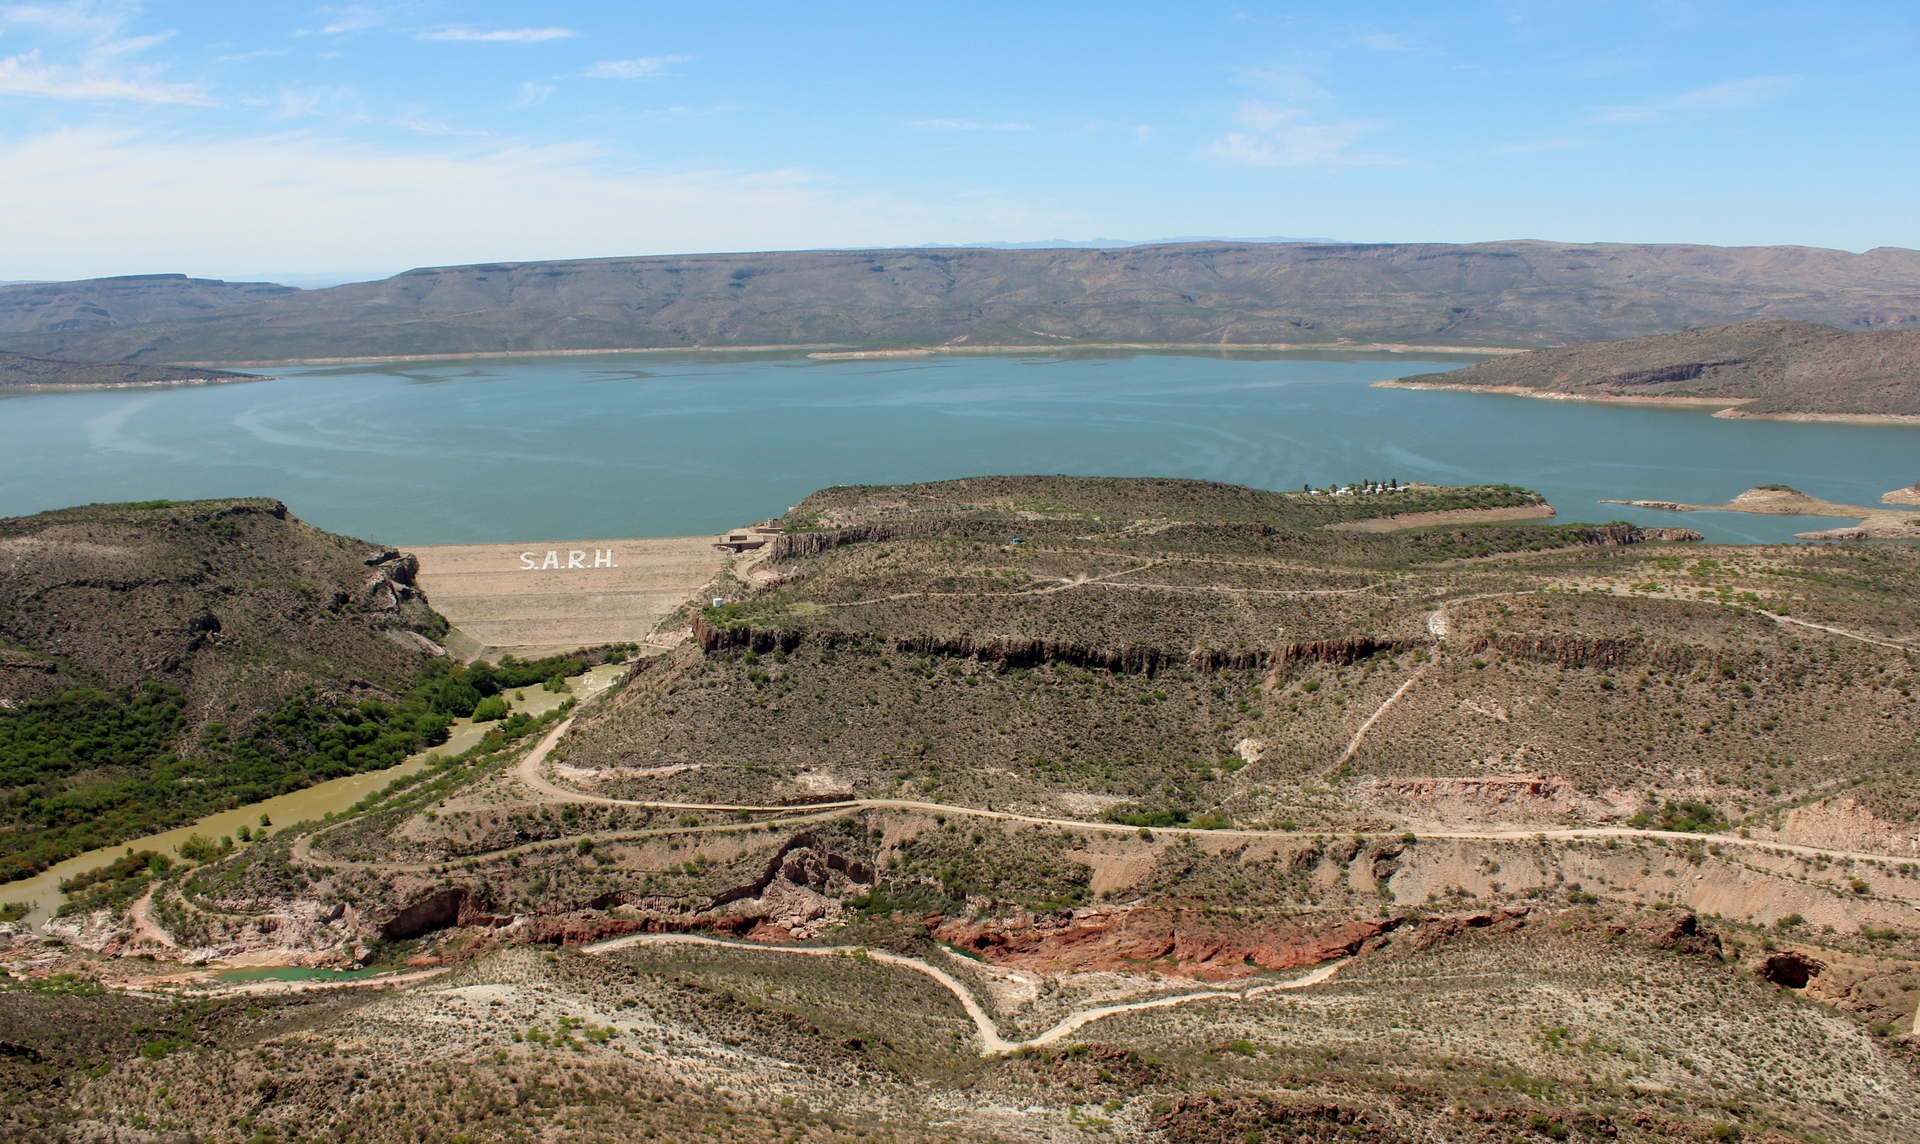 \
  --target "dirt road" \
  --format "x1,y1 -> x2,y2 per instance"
582,931 -> 1348,1056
